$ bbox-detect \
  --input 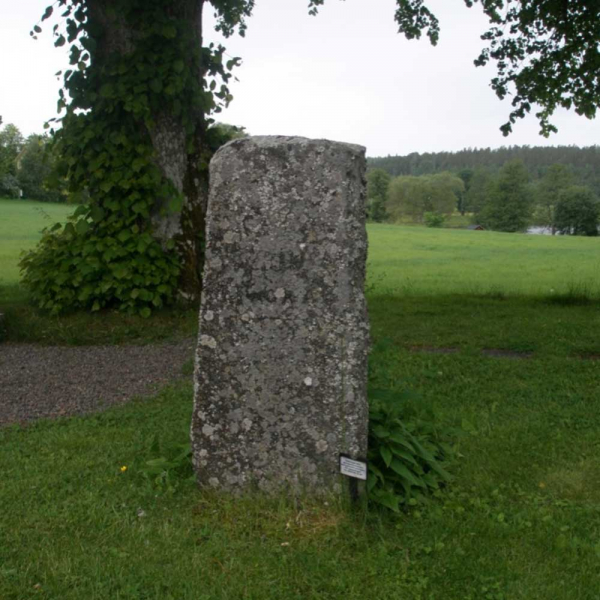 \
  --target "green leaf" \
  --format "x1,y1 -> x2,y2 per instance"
55,35 -> 66,47
370,489 -> 400,512
100,180 -> 114,193
162,25 -> 177,39
392,447 -> 419,467
380,445 -> 393,468
132,158 -> 146,172
64,222 -> 76,237
168,196 -> 184,212
389,432 -> 416,452
428,460 -> 452,481
412,439 -> 436,462
390,459 -> 424,487
140,307 -> 151,319
99,83 -> 114,98
371,425 -> 390,439
75,220 -> 89,235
